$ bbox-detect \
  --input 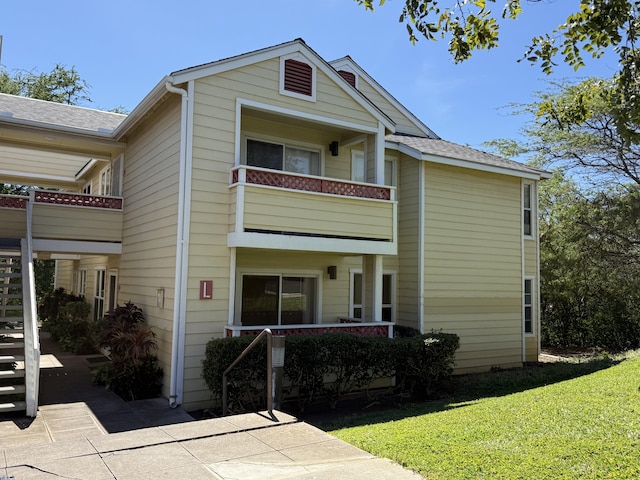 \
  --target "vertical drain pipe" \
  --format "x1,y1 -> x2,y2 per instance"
166,80 -> 191,408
